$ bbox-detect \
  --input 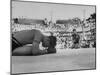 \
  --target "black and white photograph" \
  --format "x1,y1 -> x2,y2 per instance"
11,0 -> 96,74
